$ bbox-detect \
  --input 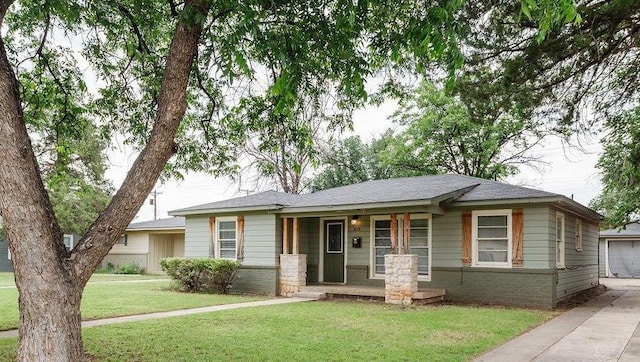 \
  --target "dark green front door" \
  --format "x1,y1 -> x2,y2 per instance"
323,220 -> 344,283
